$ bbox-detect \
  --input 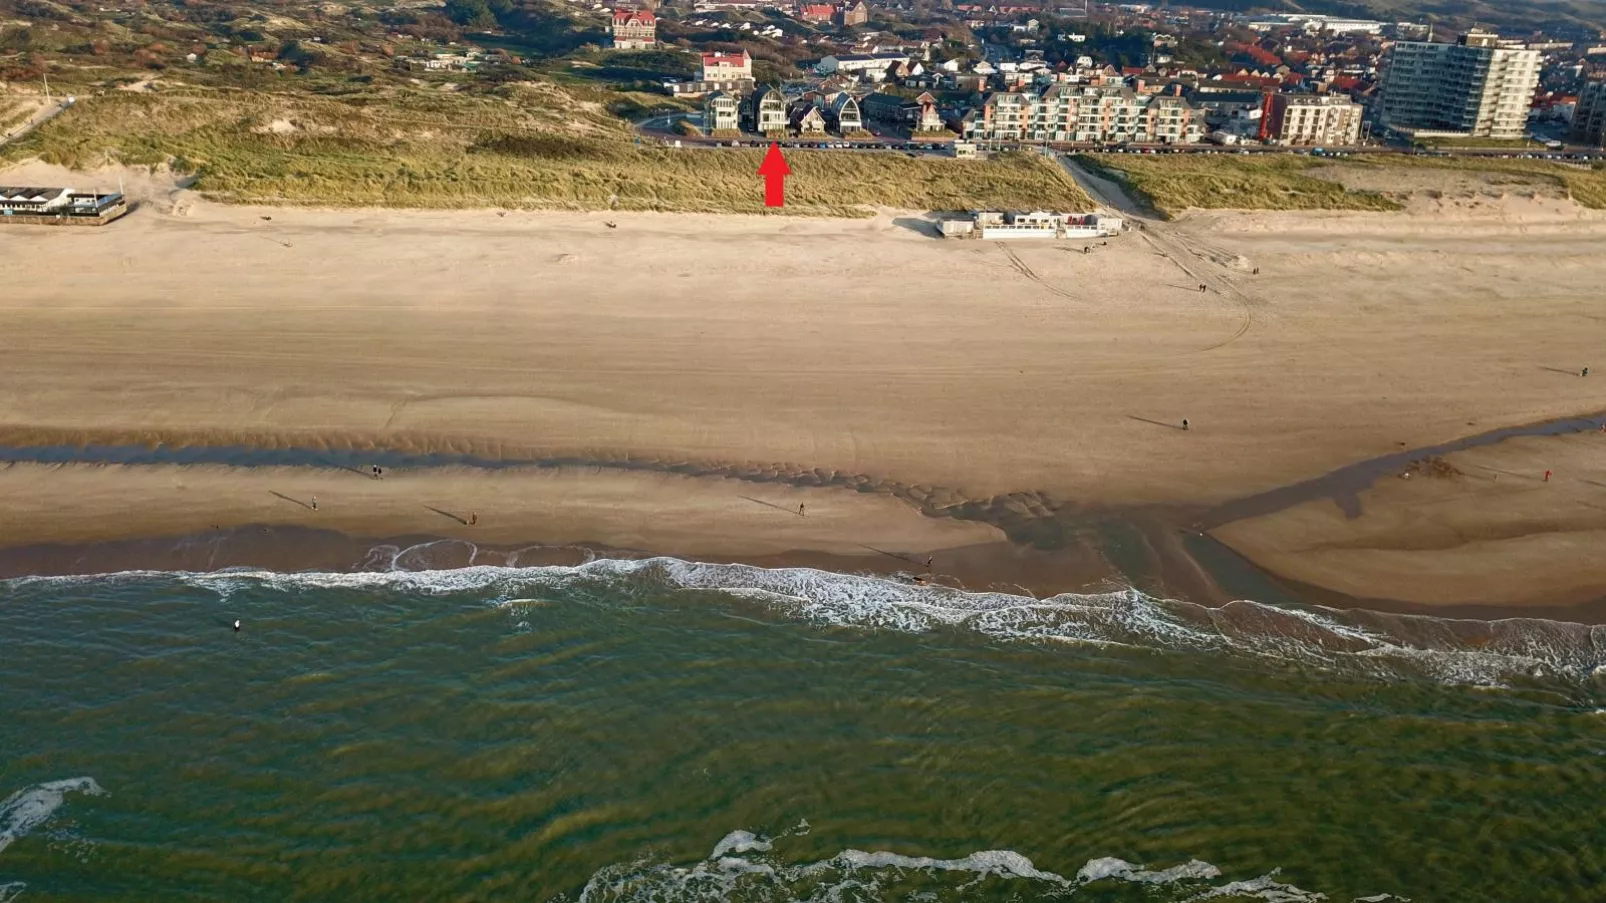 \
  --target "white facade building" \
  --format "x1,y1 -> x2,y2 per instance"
1379,31 -> 1540,139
